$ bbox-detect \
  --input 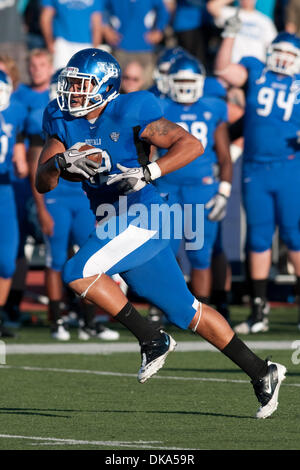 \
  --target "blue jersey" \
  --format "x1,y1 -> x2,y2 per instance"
43,91 -> 164,214
16,84 -> 83,195
157,97 -> 228,185
14,84 -> 50,141
0,96 -> 26,176
240,56 -> 300,162
105,0 -> 169,52
149,77 -> 226,101
14,84 -> 50,114
41,0 -> 104,43
172,0 -> 204,32
204,77 -> 227,99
